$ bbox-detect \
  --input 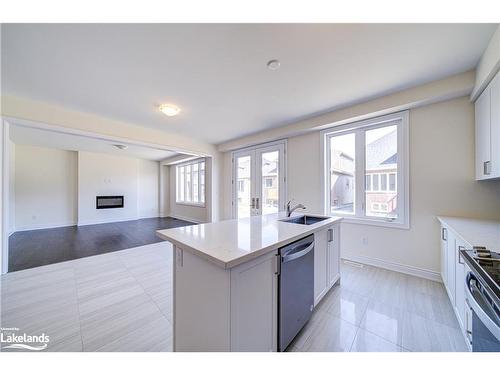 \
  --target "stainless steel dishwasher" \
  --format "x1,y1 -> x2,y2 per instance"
278,234 -> 315,351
